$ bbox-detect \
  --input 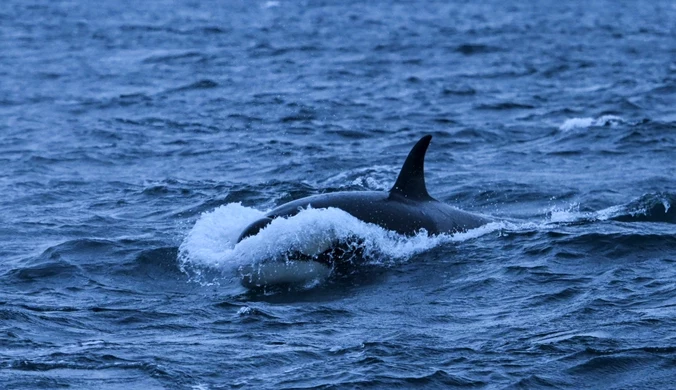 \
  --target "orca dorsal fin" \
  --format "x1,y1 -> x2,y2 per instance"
389,135 -> 433,201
